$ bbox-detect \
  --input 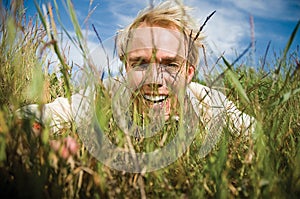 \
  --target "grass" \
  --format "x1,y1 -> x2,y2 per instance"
0,0 -> 300,198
